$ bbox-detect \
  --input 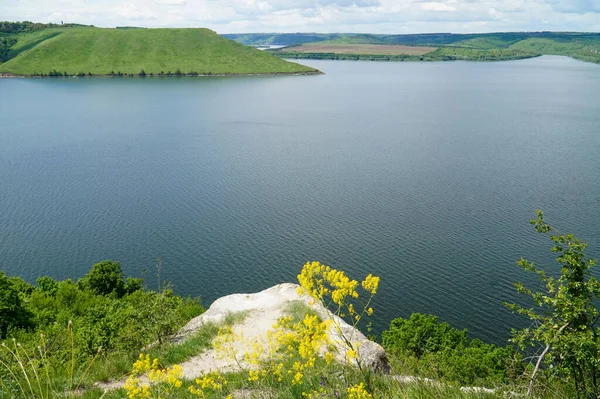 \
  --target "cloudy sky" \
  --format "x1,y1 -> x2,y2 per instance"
2,0 -> 600,34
